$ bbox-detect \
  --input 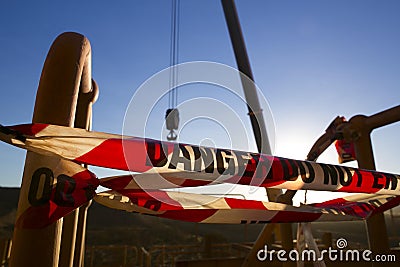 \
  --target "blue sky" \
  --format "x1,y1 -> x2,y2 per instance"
0,1 -> 399,204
